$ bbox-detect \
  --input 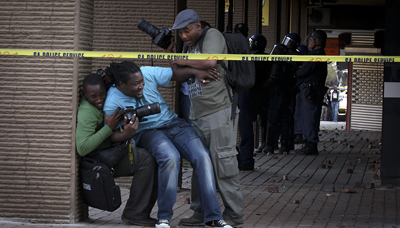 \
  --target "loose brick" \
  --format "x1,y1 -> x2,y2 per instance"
345,169 -> 353,173
268,187 -> 279,193
365,183 -> 375,189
